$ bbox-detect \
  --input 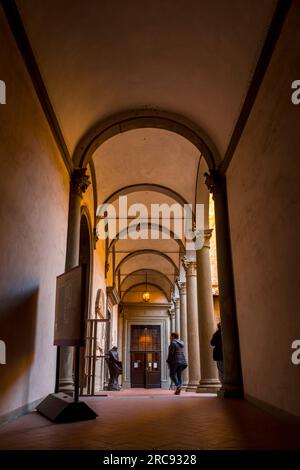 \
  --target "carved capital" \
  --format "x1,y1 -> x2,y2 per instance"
182,256 -> 197,276
71,168 -> 90,198
204,169 -> 222,195
195,228 -> 213,249
168,308 -> 175,318
177,281 -> 187,295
